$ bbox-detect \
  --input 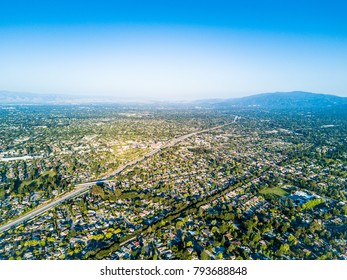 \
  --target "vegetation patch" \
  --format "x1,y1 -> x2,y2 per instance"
259,186 -> 288,197
302,198 -> 324,210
